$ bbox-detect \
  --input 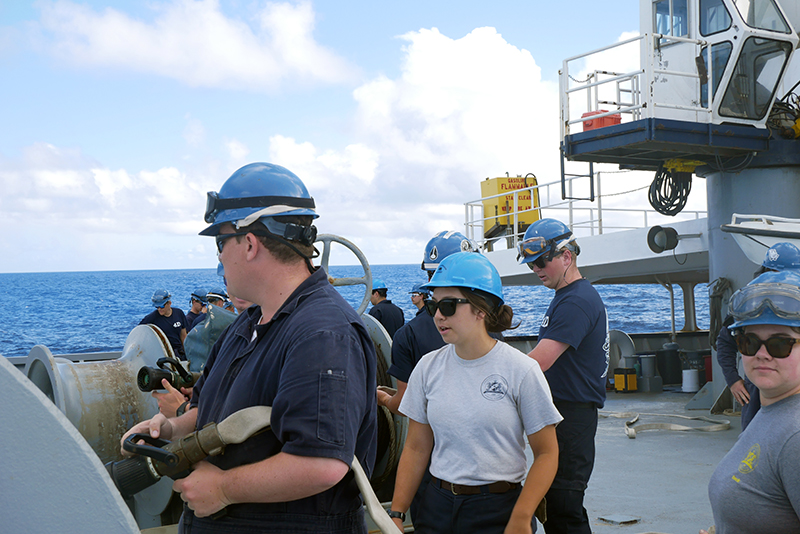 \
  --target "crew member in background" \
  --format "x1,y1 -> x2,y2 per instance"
368,279 -> 404,337
122,162 -> 376,534
139,289 -> 188,360
188,287 -> 228,331
409,282 -> 429,312
716,241 -> 800,431
518,218 -> 608,534
377,230 -> 477,524
186,287 -> 208,331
